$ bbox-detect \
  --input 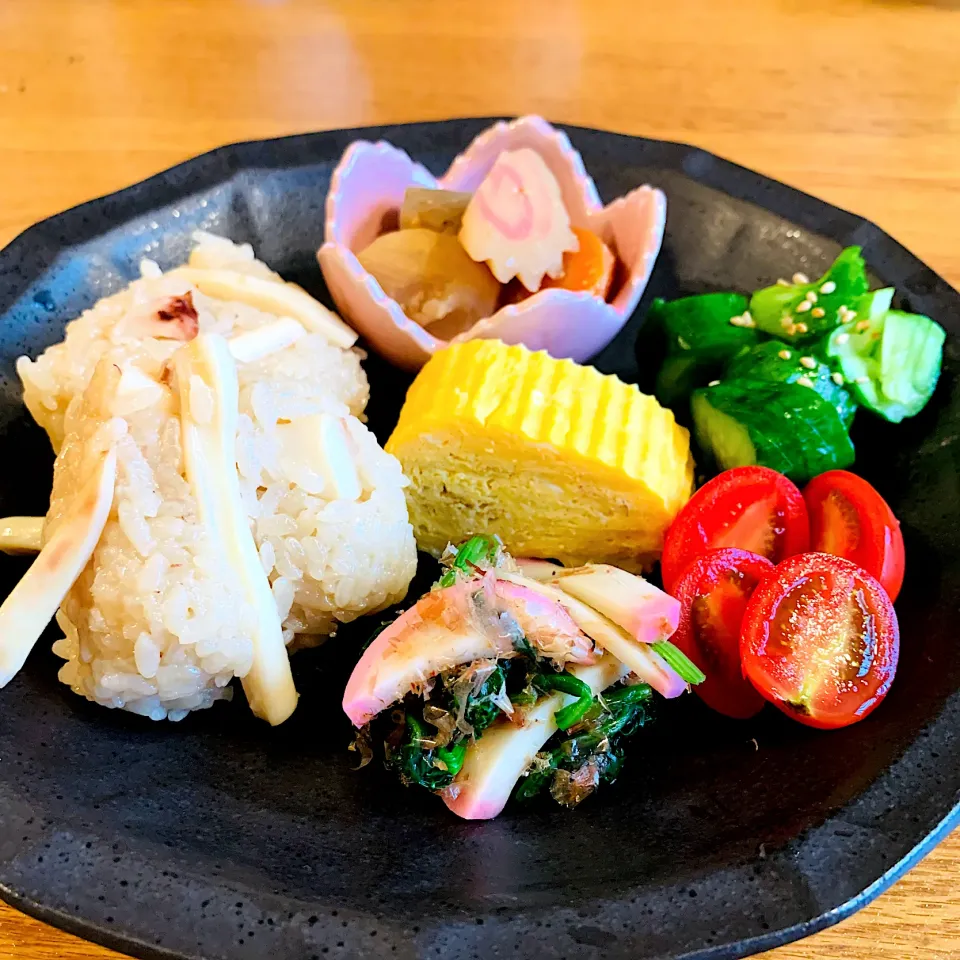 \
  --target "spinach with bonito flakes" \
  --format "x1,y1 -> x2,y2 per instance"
343,536 -> 704,819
